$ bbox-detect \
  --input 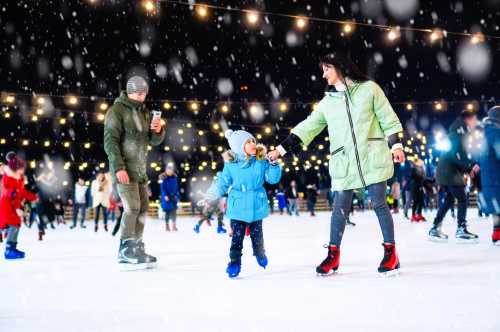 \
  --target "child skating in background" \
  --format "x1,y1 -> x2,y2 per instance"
159,165 -> 180,232
203,129 -> 282,278
194,197 -> 227,234
0,152 -> 38,259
